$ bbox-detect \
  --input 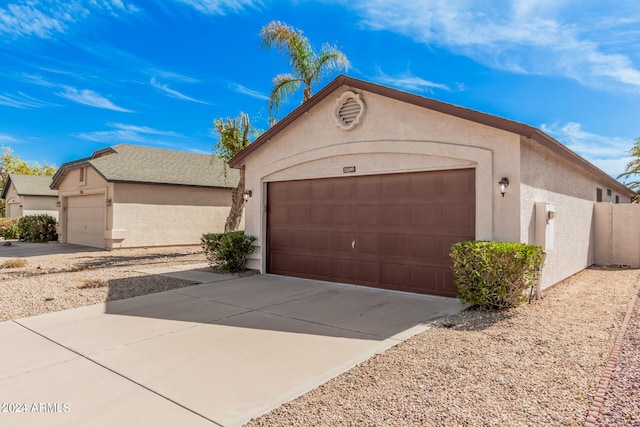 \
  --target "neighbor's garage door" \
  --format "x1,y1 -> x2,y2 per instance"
66,195 -> 106,248
267,169 -> 475,297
